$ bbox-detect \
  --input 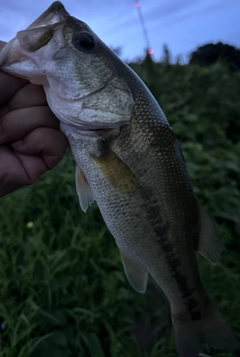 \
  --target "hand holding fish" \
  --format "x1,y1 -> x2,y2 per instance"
0,41 -> 68,197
